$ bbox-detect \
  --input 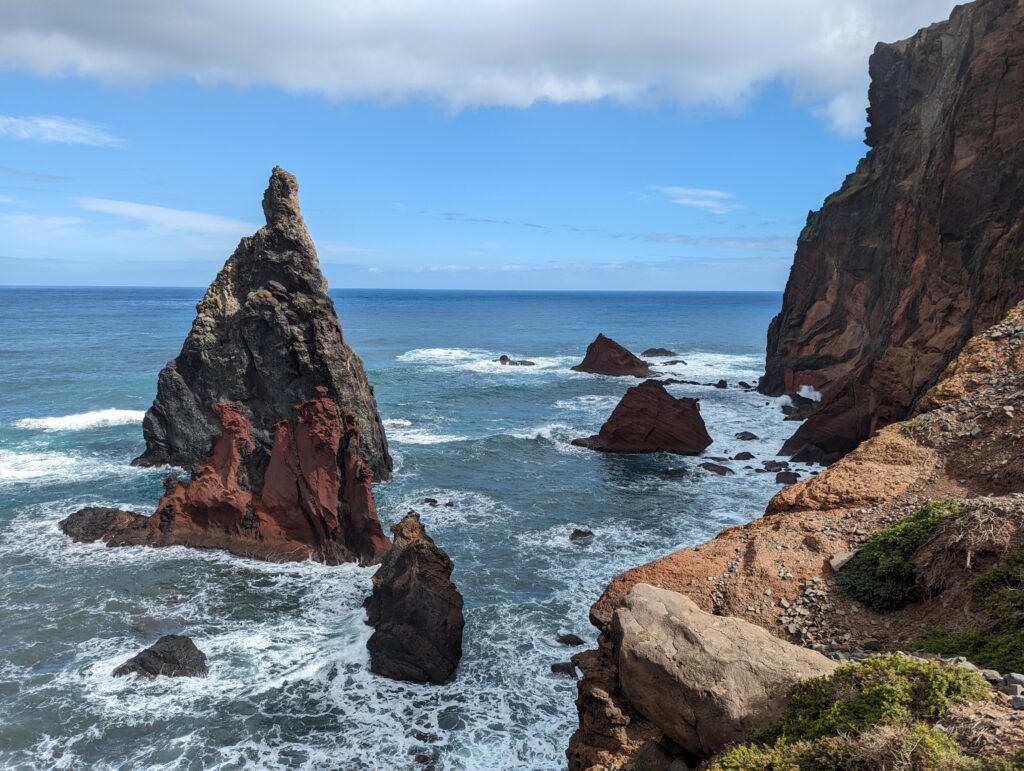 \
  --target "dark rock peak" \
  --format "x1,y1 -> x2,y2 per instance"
572,379 -> 713,455
364,512 -> 465,684
761,0 -> 1024,463
134,166 -> 392,483
113,635 -> 208,678
572,333 -> 653,377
